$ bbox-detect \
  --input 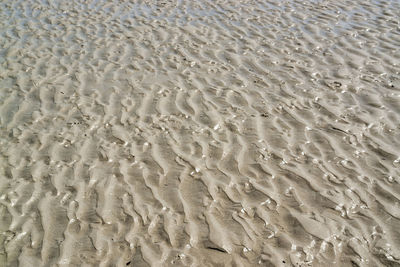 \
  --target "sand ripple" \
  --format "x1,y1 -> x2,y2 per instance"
1,0 -> 400,266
